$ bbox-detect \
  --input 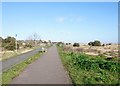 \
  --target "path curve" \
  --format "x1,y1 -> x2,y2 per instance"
11,46 -> 71,84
